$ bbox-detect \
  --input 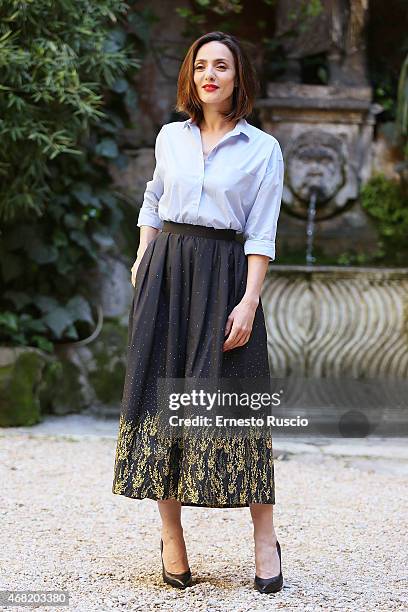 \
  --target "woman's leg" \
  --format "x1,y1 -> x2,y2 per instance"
157,499 -> 190,573
249,503 -> 281,579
